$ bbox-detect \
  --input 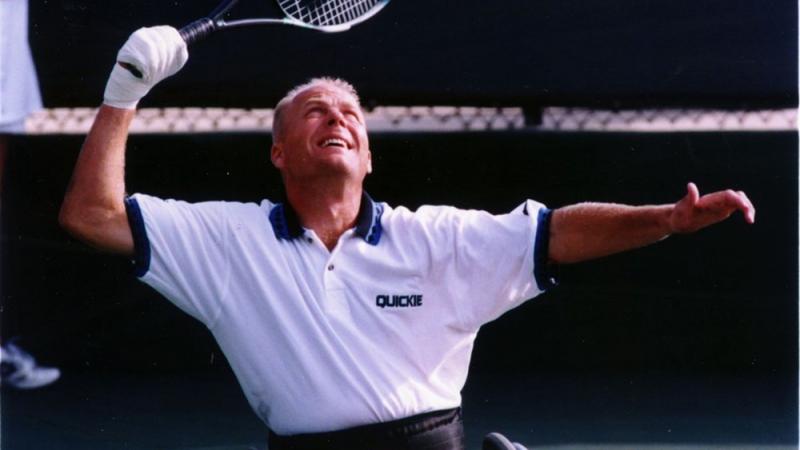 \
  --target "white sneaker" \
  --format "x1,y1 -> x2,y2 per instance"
0,342 -> 60,389
483,432 -> 528,450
